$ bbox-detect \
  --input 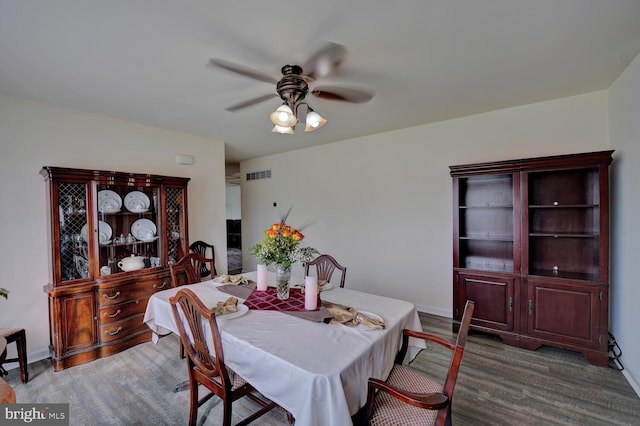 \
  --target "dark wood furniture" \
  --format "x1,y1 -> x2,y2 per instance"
188,241 -> 216,277
41,166 -> 190,371
450,151 -> 613,366
304,254 -> 347,288
0,328 -> 28,383
363,301 -> 475,426
0,337 -> 16,404
169,288 -> 280,426
170,253 -> 214,287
